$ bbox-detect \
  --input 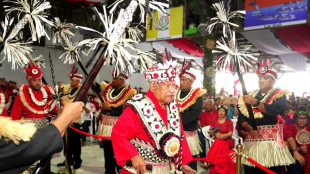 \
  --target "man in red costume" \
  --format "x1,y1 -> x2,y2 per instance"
112,59 -> 195,174
11,62 -> 57,127
10,62 -> 57,174
99,71 -> 136,174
